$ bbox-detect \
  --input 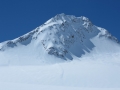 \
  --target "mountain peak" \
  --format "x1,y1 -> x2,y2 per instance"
0,14 -> 119,61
